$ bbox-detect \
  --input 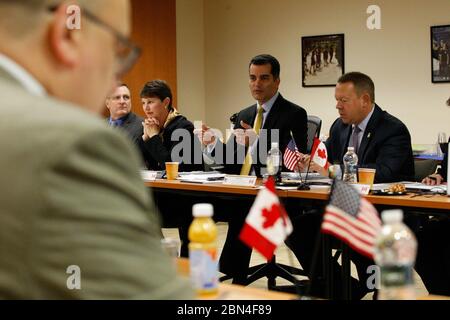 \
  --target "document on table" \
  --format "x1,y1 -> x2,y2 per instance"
372,181 -> 447,192
178,172 -> 226,184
